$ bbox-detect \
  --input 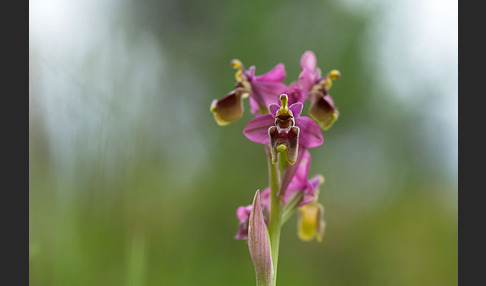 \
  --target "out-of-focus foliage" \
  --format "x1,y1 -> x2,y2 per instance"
29,0 -> 457,285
